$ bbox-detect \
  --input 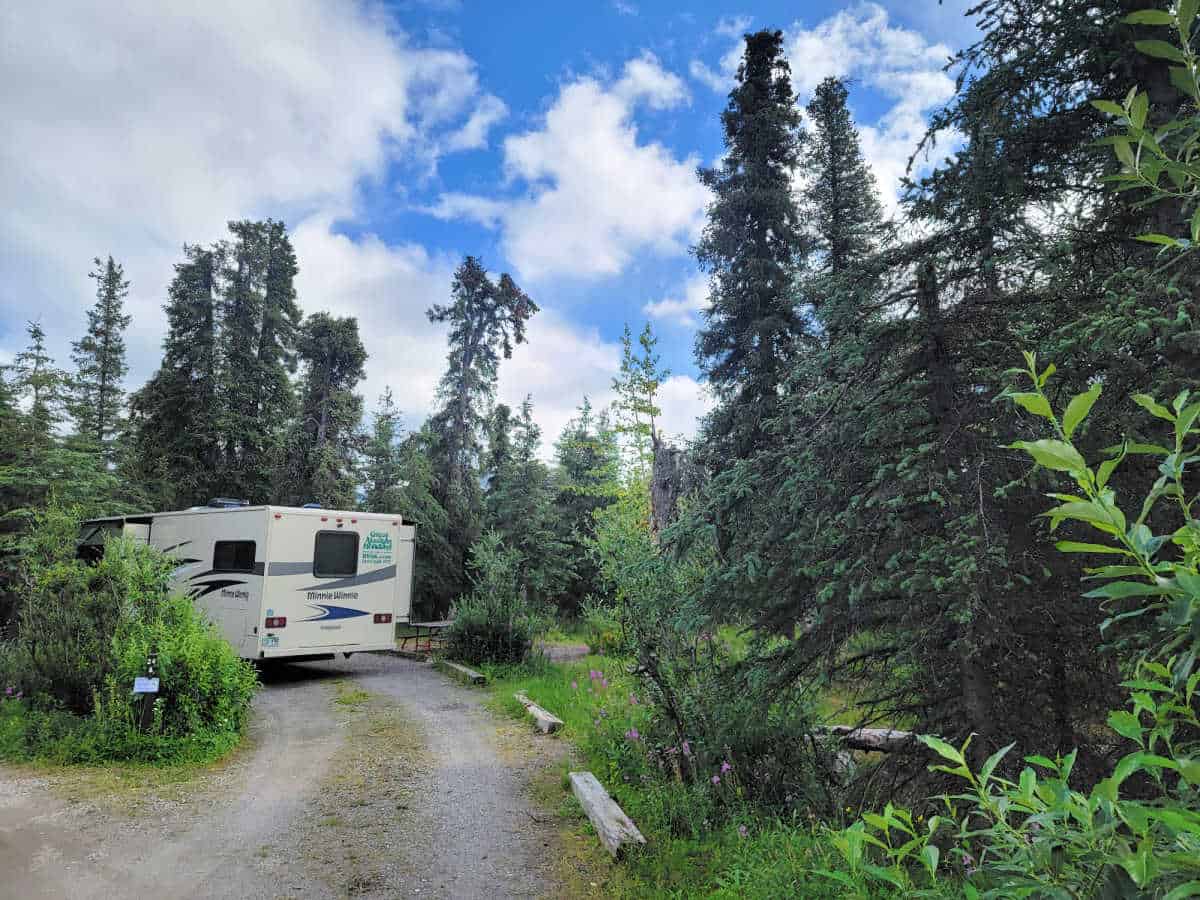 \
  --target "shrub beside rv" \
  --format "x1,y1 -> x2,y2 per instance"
79,504 -> 415,662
